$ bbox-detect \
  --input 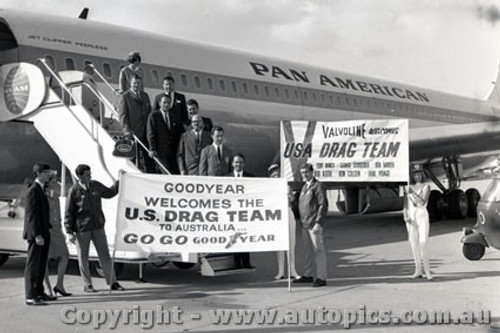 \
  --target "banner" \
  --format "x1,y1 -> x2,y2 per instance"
281,119 -> 409,182
114,173 -> 290,253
